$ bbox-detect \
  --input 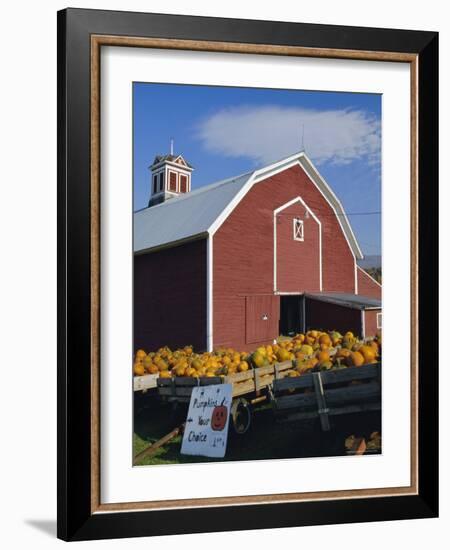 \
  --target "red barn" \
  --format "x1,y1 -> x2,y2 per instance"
134,151 -> 381,352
